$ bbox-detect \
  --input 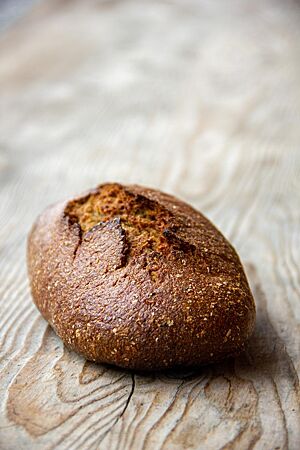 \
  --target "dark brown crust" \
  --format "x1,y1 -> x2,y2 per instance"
27,183 -> 256,371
